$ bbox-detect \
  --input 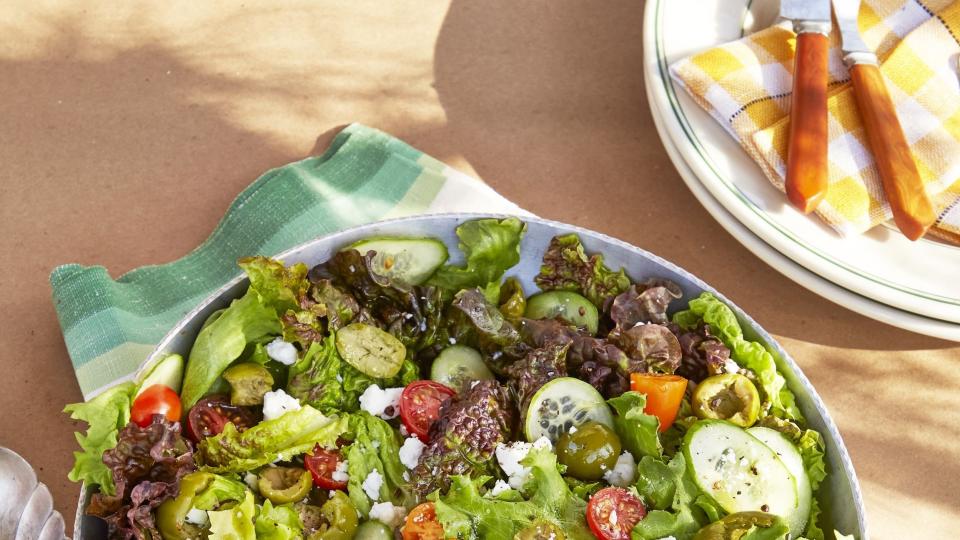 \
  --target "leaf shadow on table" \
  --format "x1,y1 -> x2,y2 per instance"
430,0 -> 957,353
0,11 -> 307,535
